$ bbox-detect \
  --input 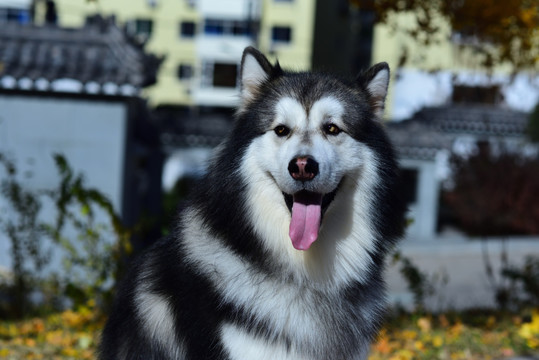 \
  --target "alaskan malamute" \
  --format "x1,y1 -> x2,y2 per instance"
100,47 -> 406,360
